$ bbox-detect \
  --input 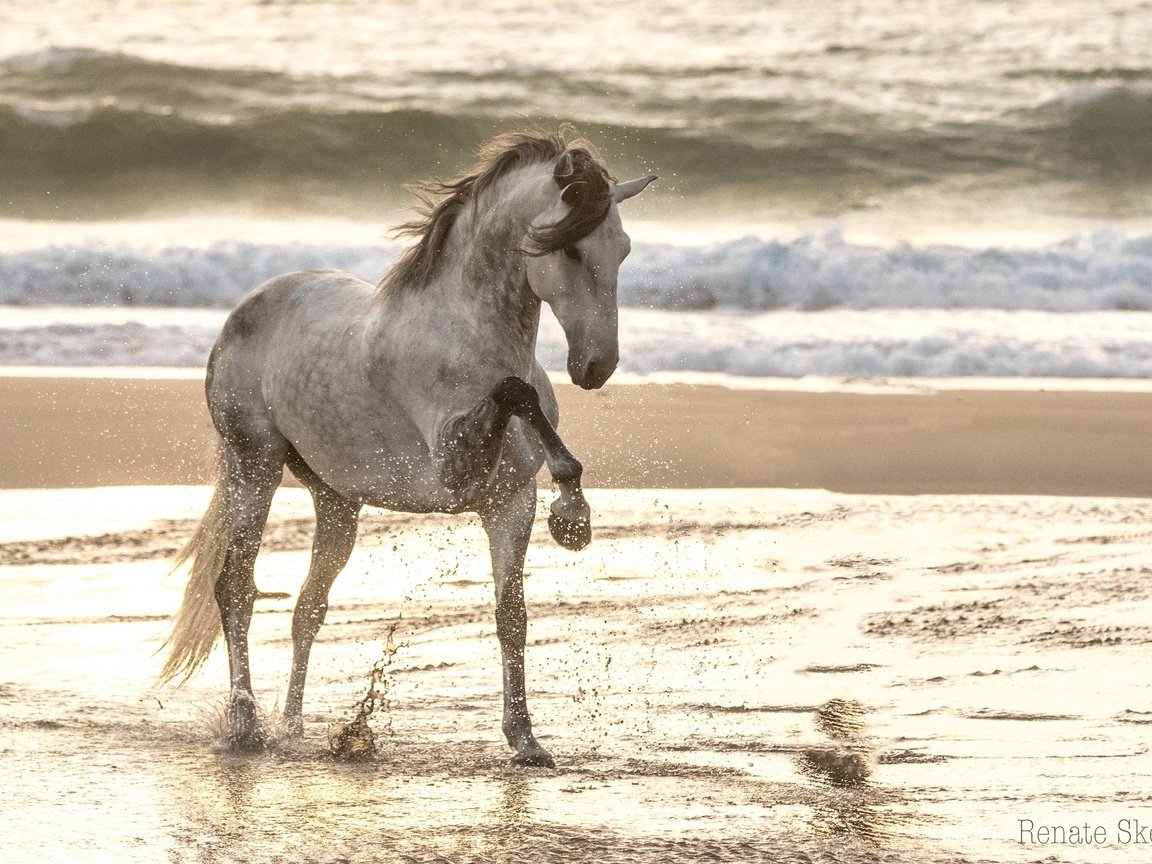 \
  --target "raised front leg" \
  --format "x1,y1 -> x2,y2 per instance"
437,377 -> 591,550
436,381 -> 516,500
481,480 -> 554,767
